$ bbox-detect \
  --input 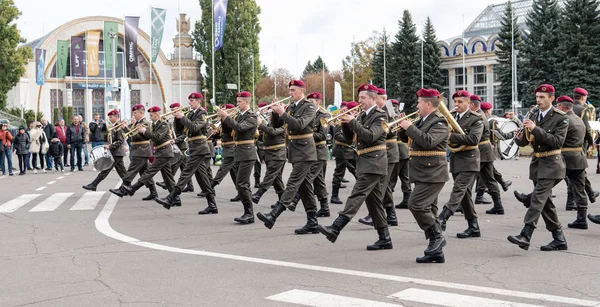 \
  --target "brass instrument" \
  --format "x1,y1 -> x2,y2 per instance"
515,106 -> 538,143
160,107 -> 190,119
206,107 -> 239,120
437,95 -> 467,153
123,123 -> 149,137
107,120 -> 128,132
258,96 -> 292,111
320,105 -> 362,128
382,111 -> 420,133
